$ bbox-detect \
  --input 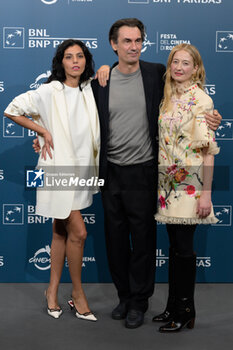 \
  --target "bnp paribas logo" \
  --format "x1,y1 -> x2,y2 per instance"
3,27 -> 25,49
213,205 -> 232,226
3,117 -> 24,138
3,204 -> 24,225
215,120 -> 233,140
216,31 -> 233,52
